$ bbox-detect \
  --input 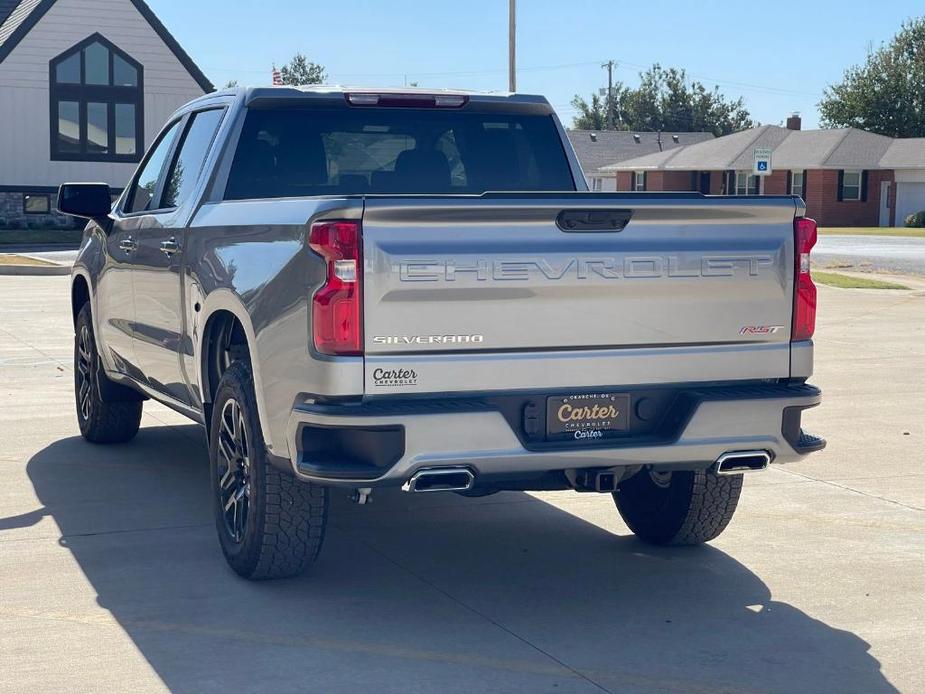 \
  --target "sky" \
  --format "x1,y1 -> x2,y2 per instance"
152,0 -> 923,130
